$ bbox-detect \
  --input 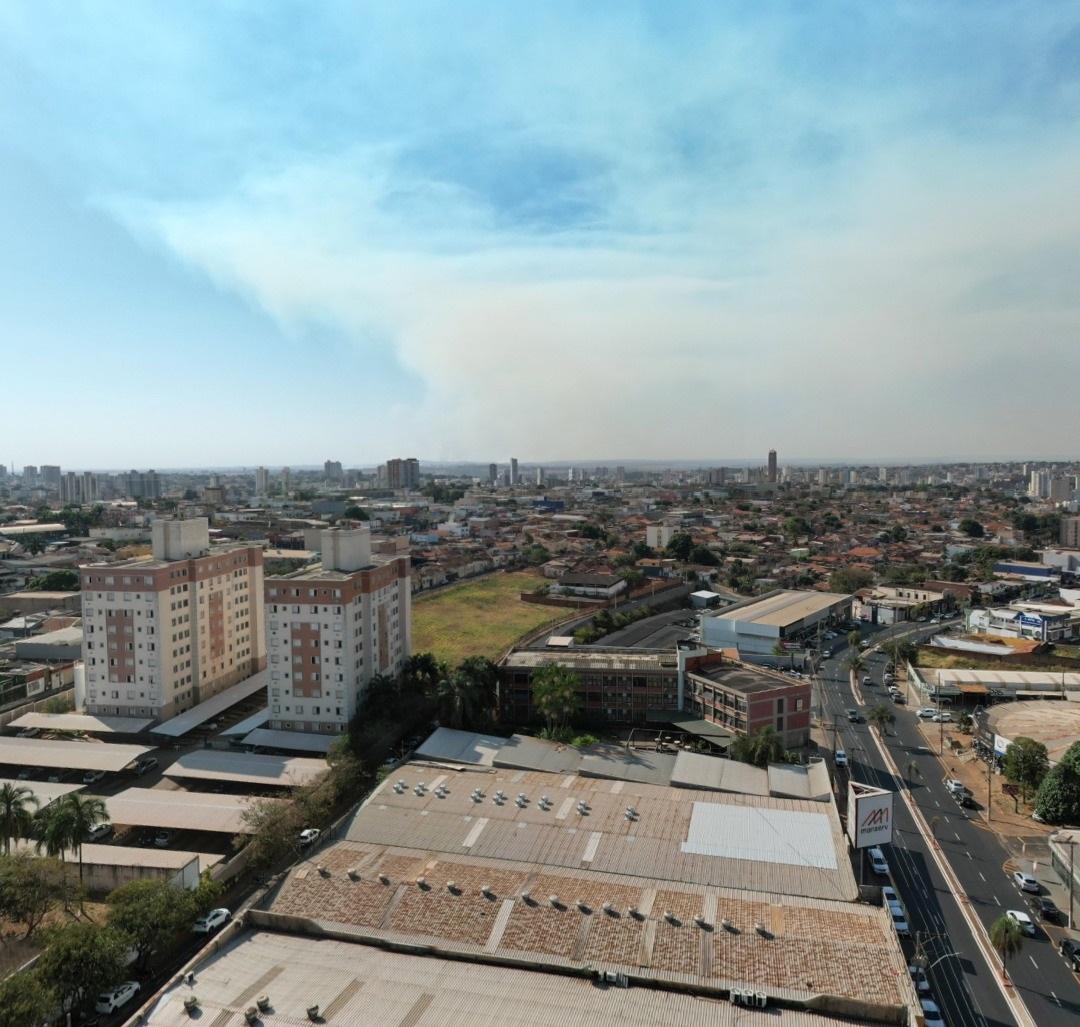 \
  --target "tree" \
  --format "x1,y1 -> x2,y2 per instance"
0,853 -> 74,938
238,796 -> 307,874
665,532 -> 694,562
531,665 -> 580,735
36,793 -> 108,895
905,760 -> 922,789
829,568 -> 874,594
730,727 -> 787,768
783,516 -> 811,541
107,877 -> 197,972
0,969 -> 55,1027
688,545 -> 720,566
867,703 -> 895,737
26,569 -> 80,591
36,920 -> 130,1015
342,505 -> 369,520
989,914 -> 1024,977
0,782 -> 38,855
959,519 -> 985,538
882,639 -> 916,670
846,653 -> 866,677
847,629 -> 862,651
1003,737 -> 1050,803
1034,741 -> 1080,824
